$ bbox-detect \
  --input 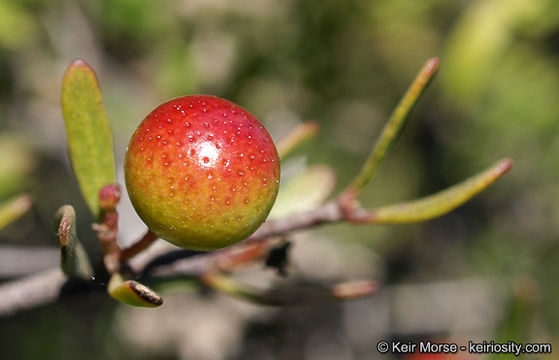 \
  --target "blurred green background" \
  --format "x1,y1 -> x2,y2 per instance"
1,0 -> 558,359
